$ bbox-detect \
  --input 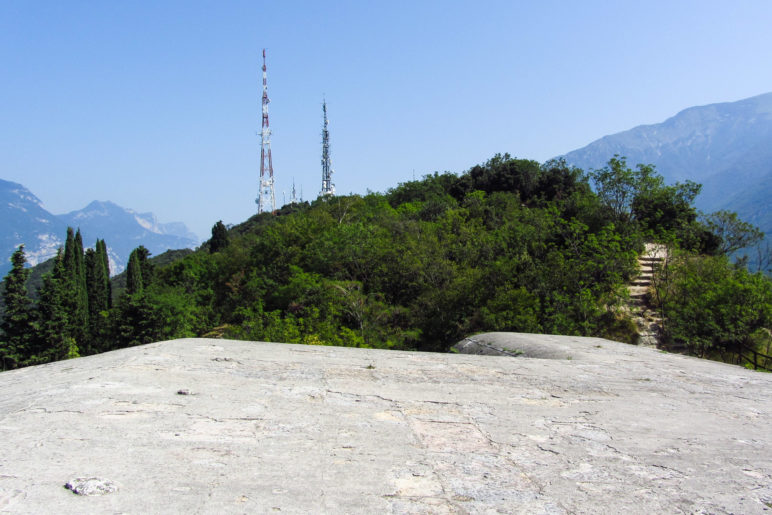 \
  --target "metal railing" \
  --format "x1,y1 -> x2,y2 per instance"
738,345 -> 772,372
